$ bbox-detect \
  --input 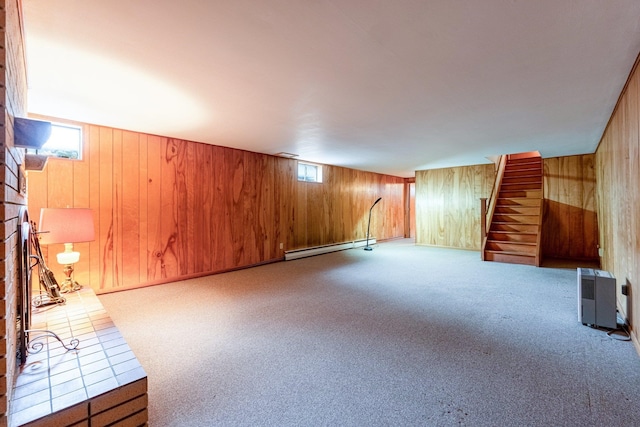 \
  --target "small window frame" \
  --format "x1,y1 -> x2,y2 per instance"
297,161 -> 323,183
29,122 -> 83,160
